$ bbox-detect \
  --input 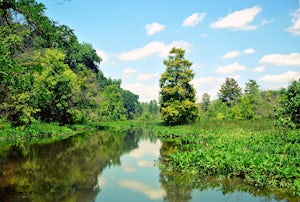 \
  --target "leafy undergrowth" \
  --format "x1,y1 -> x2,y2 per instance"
0,121 -> 74,144
152,119 -> 300,197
